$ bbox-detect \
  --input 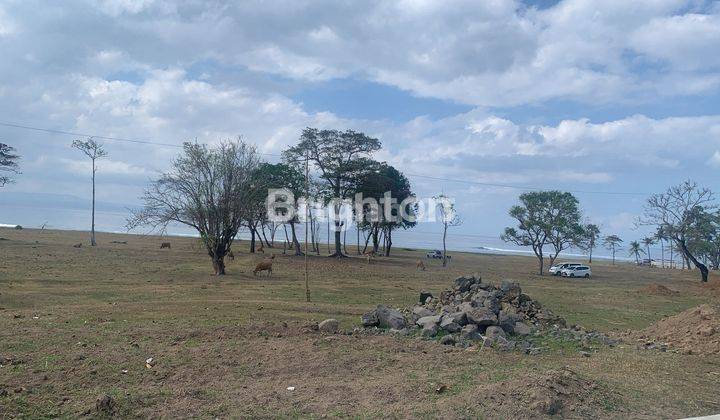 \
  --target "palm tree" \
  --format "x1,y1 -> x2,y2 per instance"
653,227 -> 666,268
642,237 -> 655,265
628,240 -> 645,265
